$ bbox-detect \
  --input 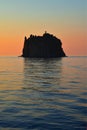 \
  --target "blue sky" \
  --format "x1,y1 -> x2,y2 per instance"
0,0 -> 87,55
